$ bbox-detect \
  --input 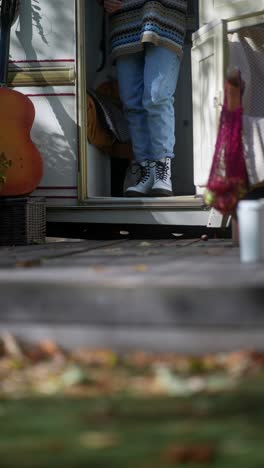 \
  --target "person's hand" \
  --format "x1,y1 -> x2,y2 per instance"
104,0 -> 122,13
